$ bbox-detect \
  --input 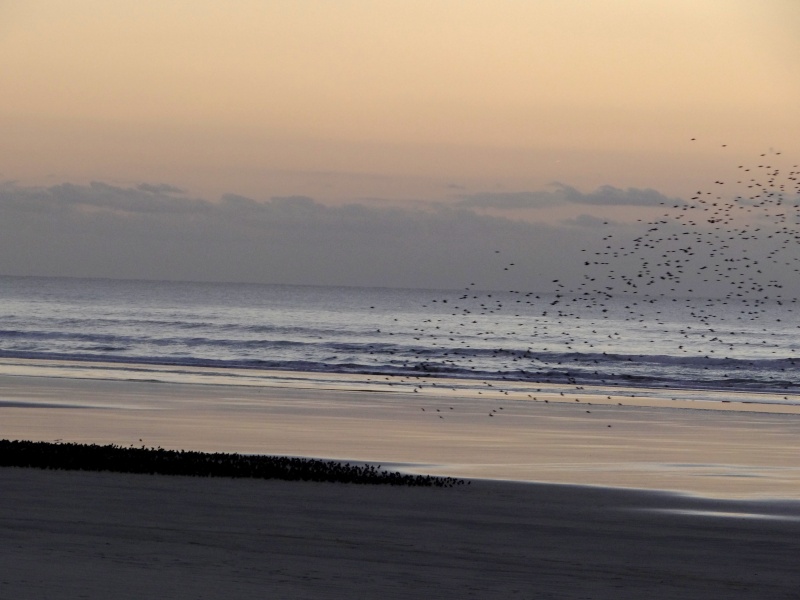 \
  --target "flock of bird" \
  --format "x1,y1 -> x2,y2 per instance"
0,440 -> 466,486
385,142 -> 800,418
